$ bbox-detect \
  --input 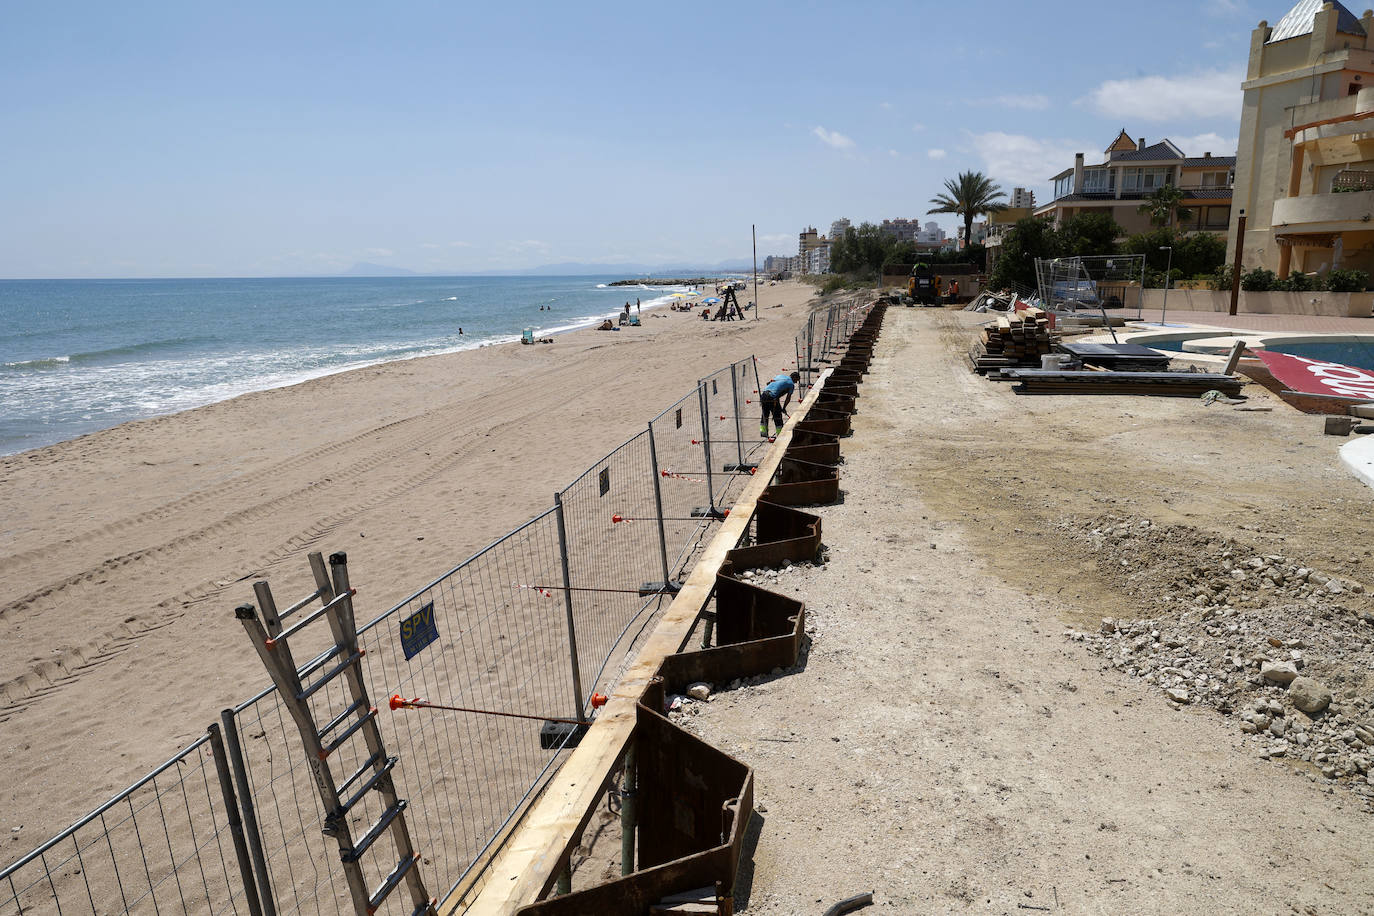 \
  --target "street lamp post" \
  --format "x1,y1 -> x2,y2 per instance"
1159,245 -> 1173,326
